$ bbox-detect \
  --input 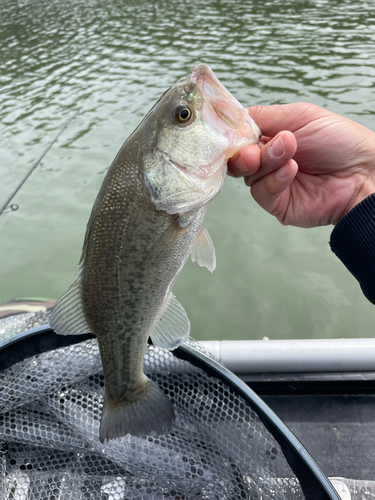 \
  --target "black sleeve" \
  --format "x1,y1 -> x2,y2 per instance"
330,193 -> 375,305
